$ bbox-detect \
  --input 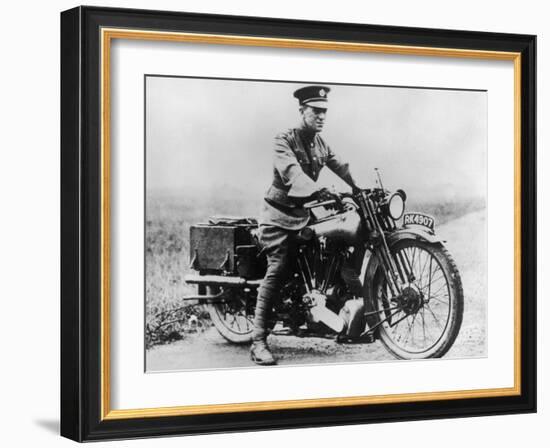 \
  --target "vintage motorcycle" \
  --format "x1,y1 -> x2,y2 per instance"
182,173 -> 464,359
